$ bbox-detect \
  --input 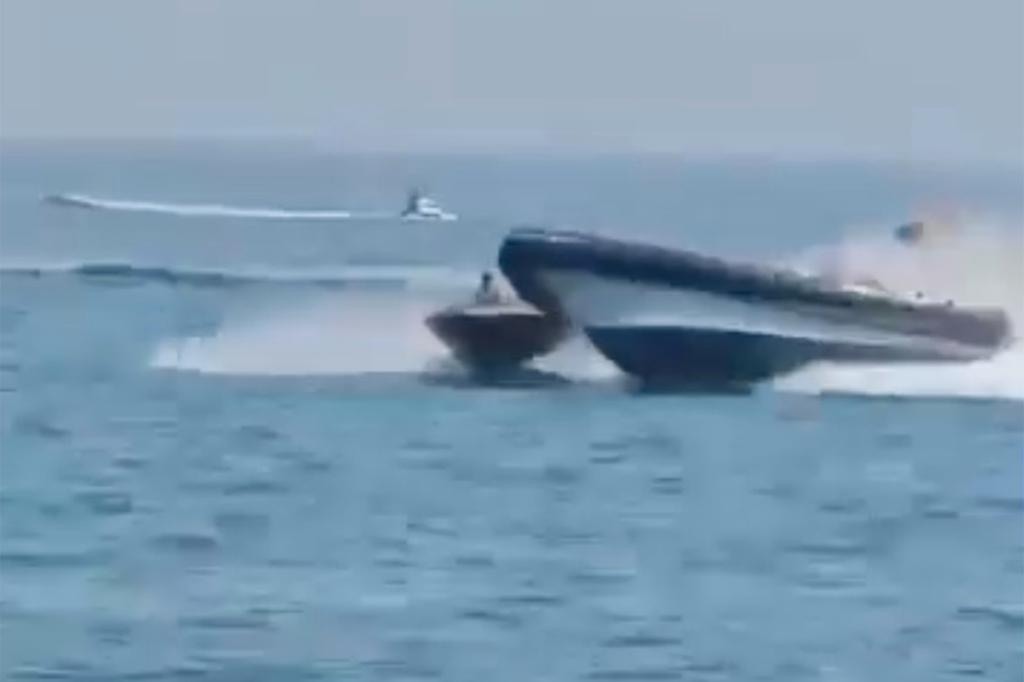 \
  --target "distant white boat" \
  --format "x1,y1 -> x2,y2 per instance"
399,190 -> 457,221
